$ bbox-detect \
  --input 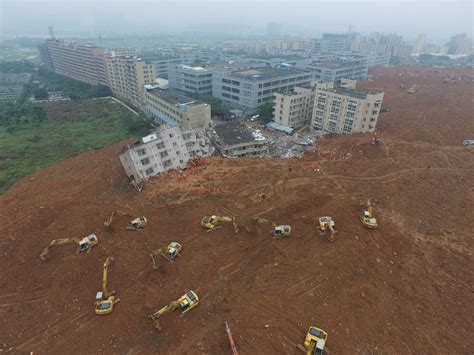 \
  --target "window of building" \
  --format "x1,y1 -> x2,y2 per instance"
137,148 -> 146,156
160,151 -> 168,158
145,167 -> 154,175
163,159 -> 172,167
156,142 -> 165,149
169,133 -> 173,138
141,157 -> 150,165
